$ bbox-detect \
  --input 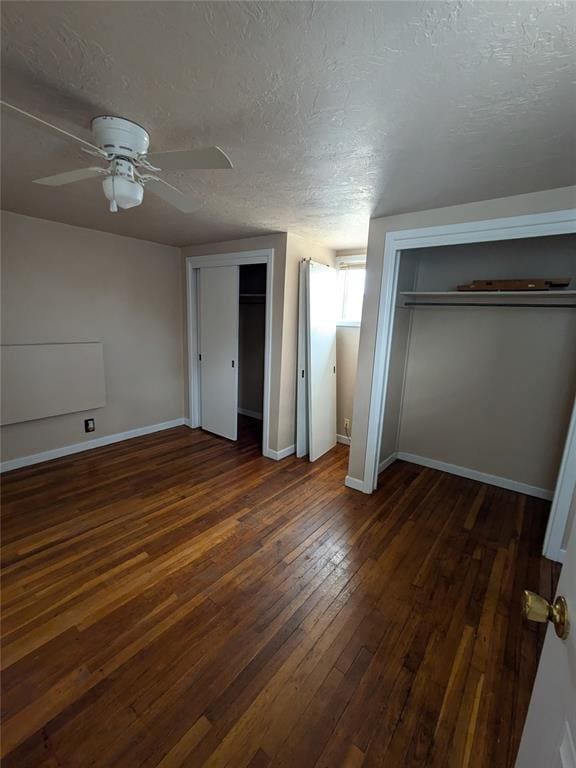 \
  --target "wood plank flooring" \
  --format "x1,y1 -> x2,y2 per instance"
1,422 -> 559,767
